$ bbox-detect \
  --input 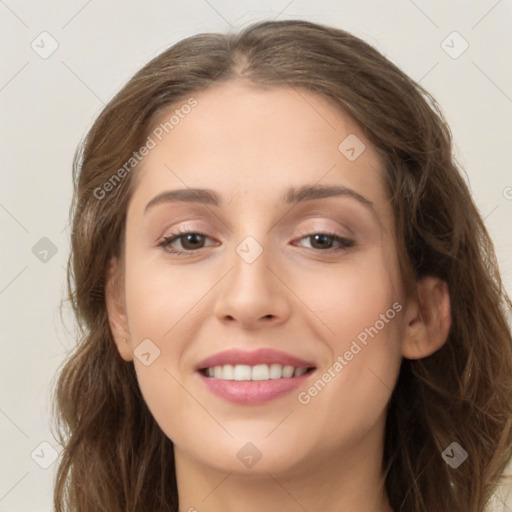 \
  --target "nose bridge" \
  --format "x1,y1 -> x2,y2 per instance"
229,232 -> 276,303
228,206 -> 275,282
213,229 -> 291,328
